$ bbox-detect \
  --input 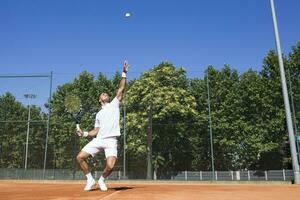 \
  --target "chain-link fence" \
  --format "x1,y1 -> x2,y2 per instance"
0,66 -> 299,181
0,168 -> 294,182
